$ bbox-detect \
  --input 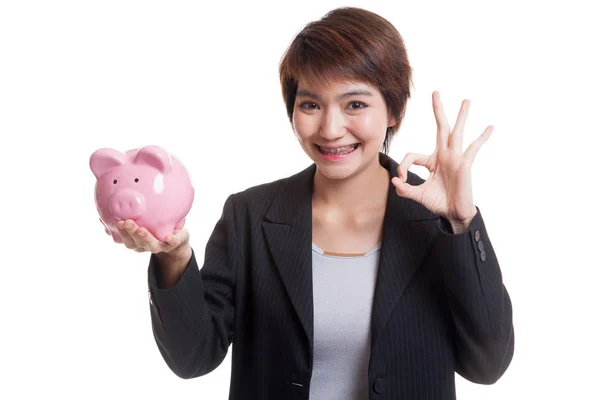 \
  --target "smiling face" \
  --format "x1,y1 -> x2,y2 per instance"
292,77 -> 396,181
